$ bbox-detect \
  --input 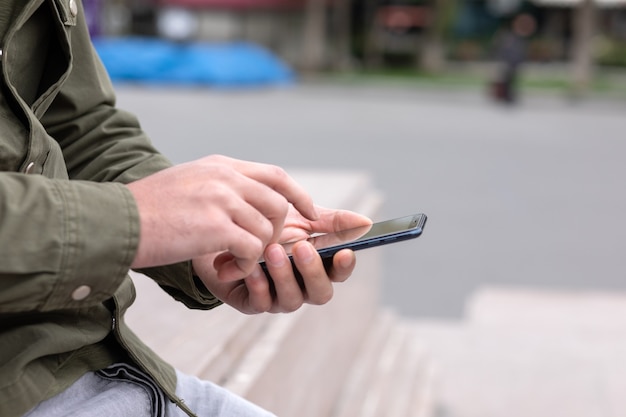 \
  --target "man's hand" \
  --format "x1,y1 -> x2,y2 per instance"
126,155 -> 318,281
192,207 -> 372,314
